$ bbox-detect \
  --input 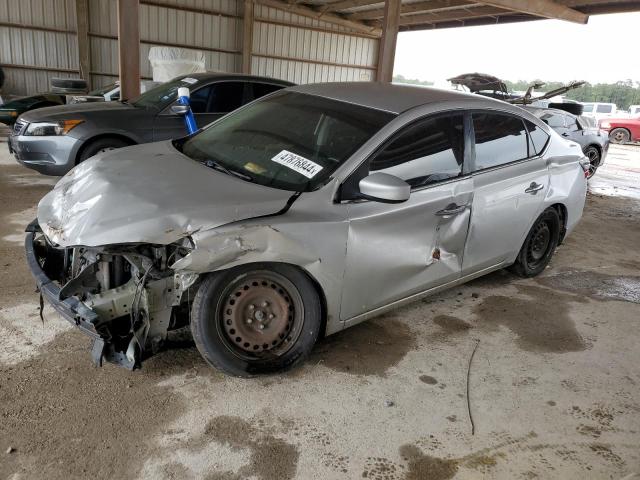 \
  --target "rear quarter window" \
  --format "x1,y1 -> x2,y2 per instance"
525,120 -> 550,155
